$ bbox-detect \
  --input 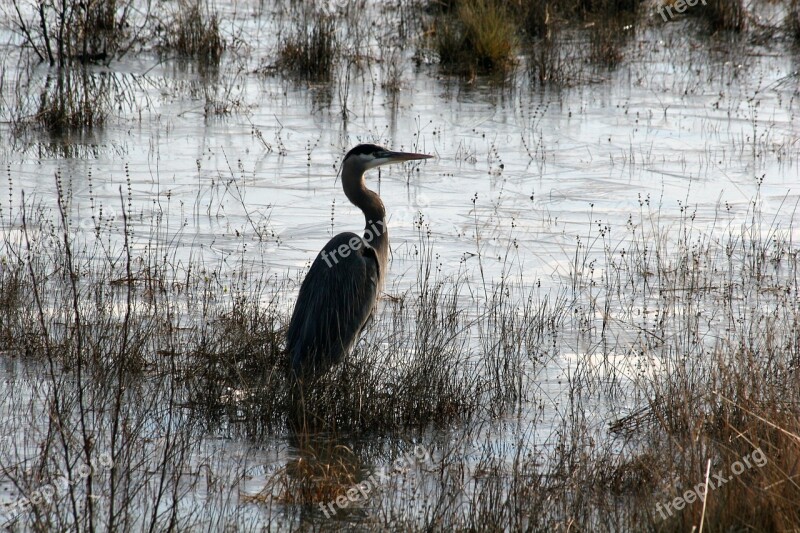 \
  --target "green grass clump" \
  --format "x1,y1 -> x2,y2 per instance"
434,0 -> 518,75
